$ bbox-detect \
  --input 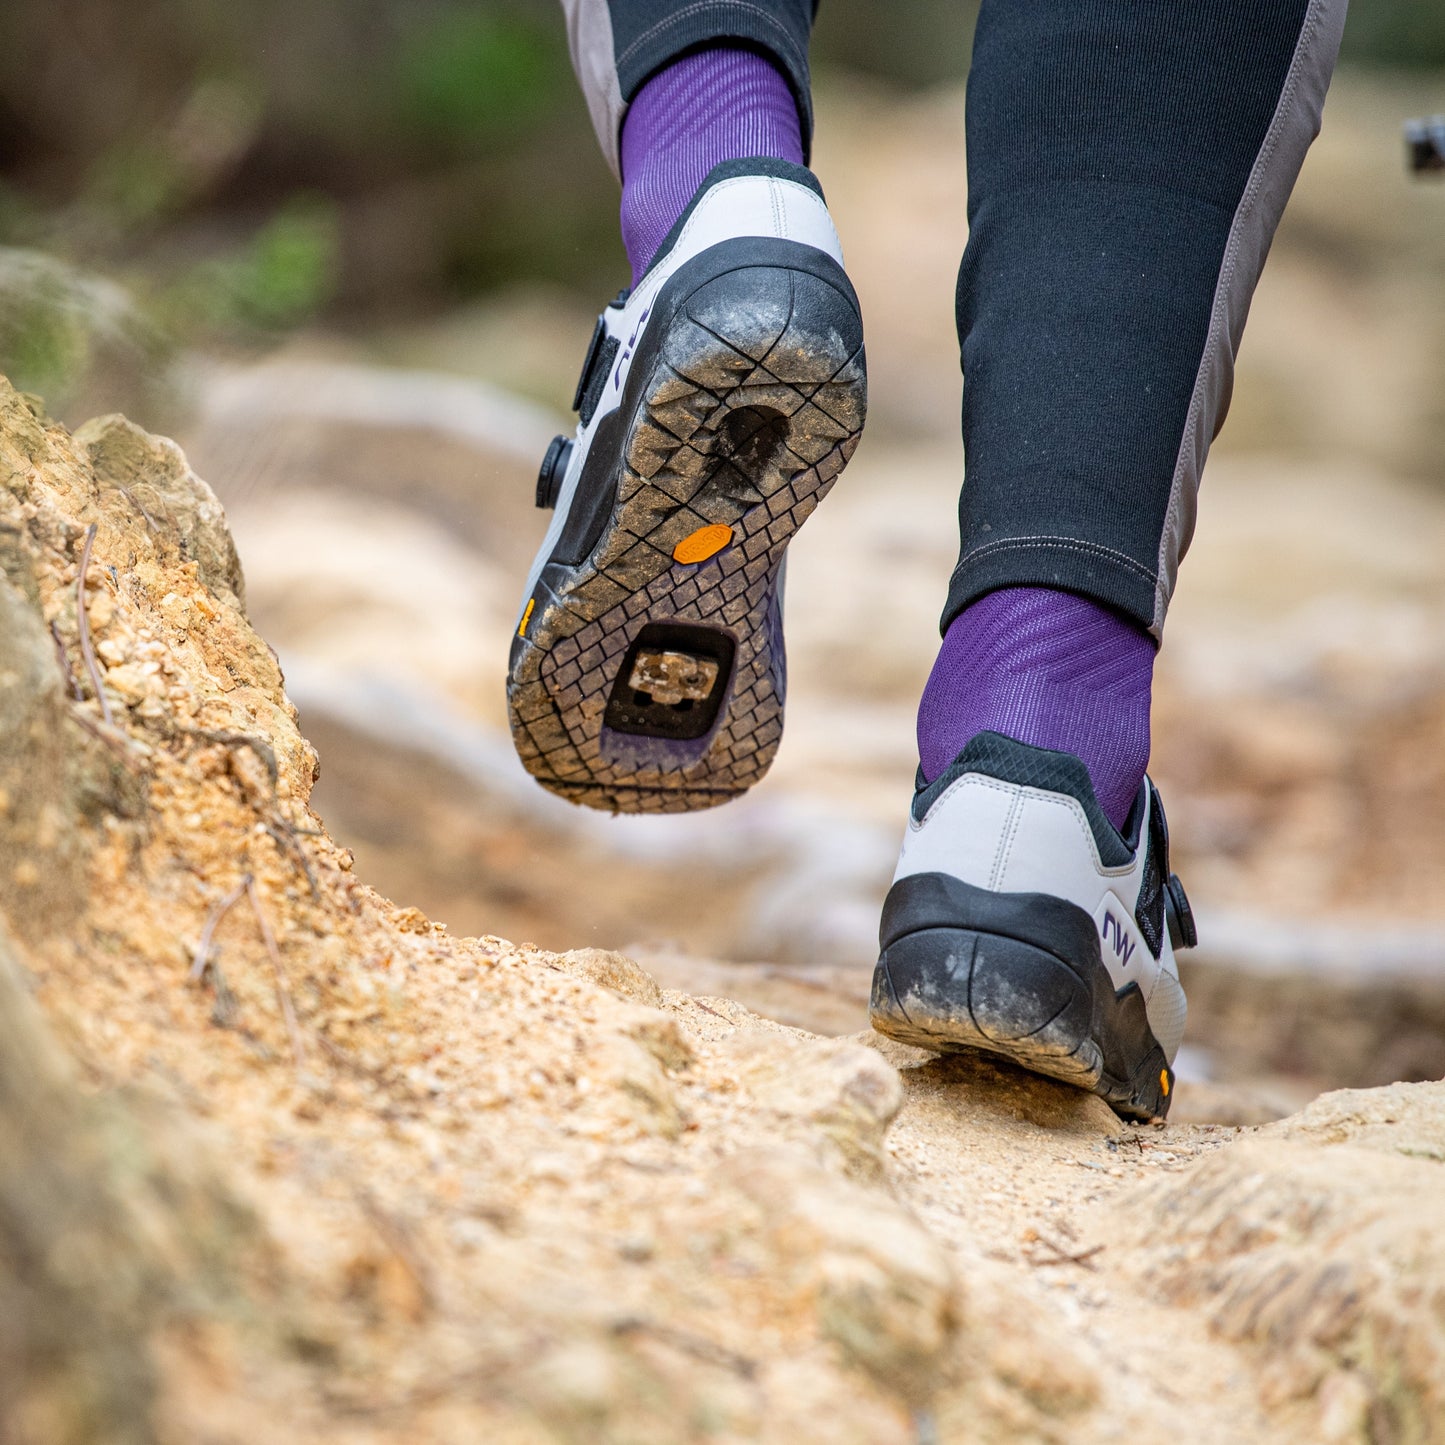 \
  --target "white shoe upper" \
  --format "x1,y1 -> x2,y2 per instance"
894,747 -> 1189,1062
516,164 -> 847,624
